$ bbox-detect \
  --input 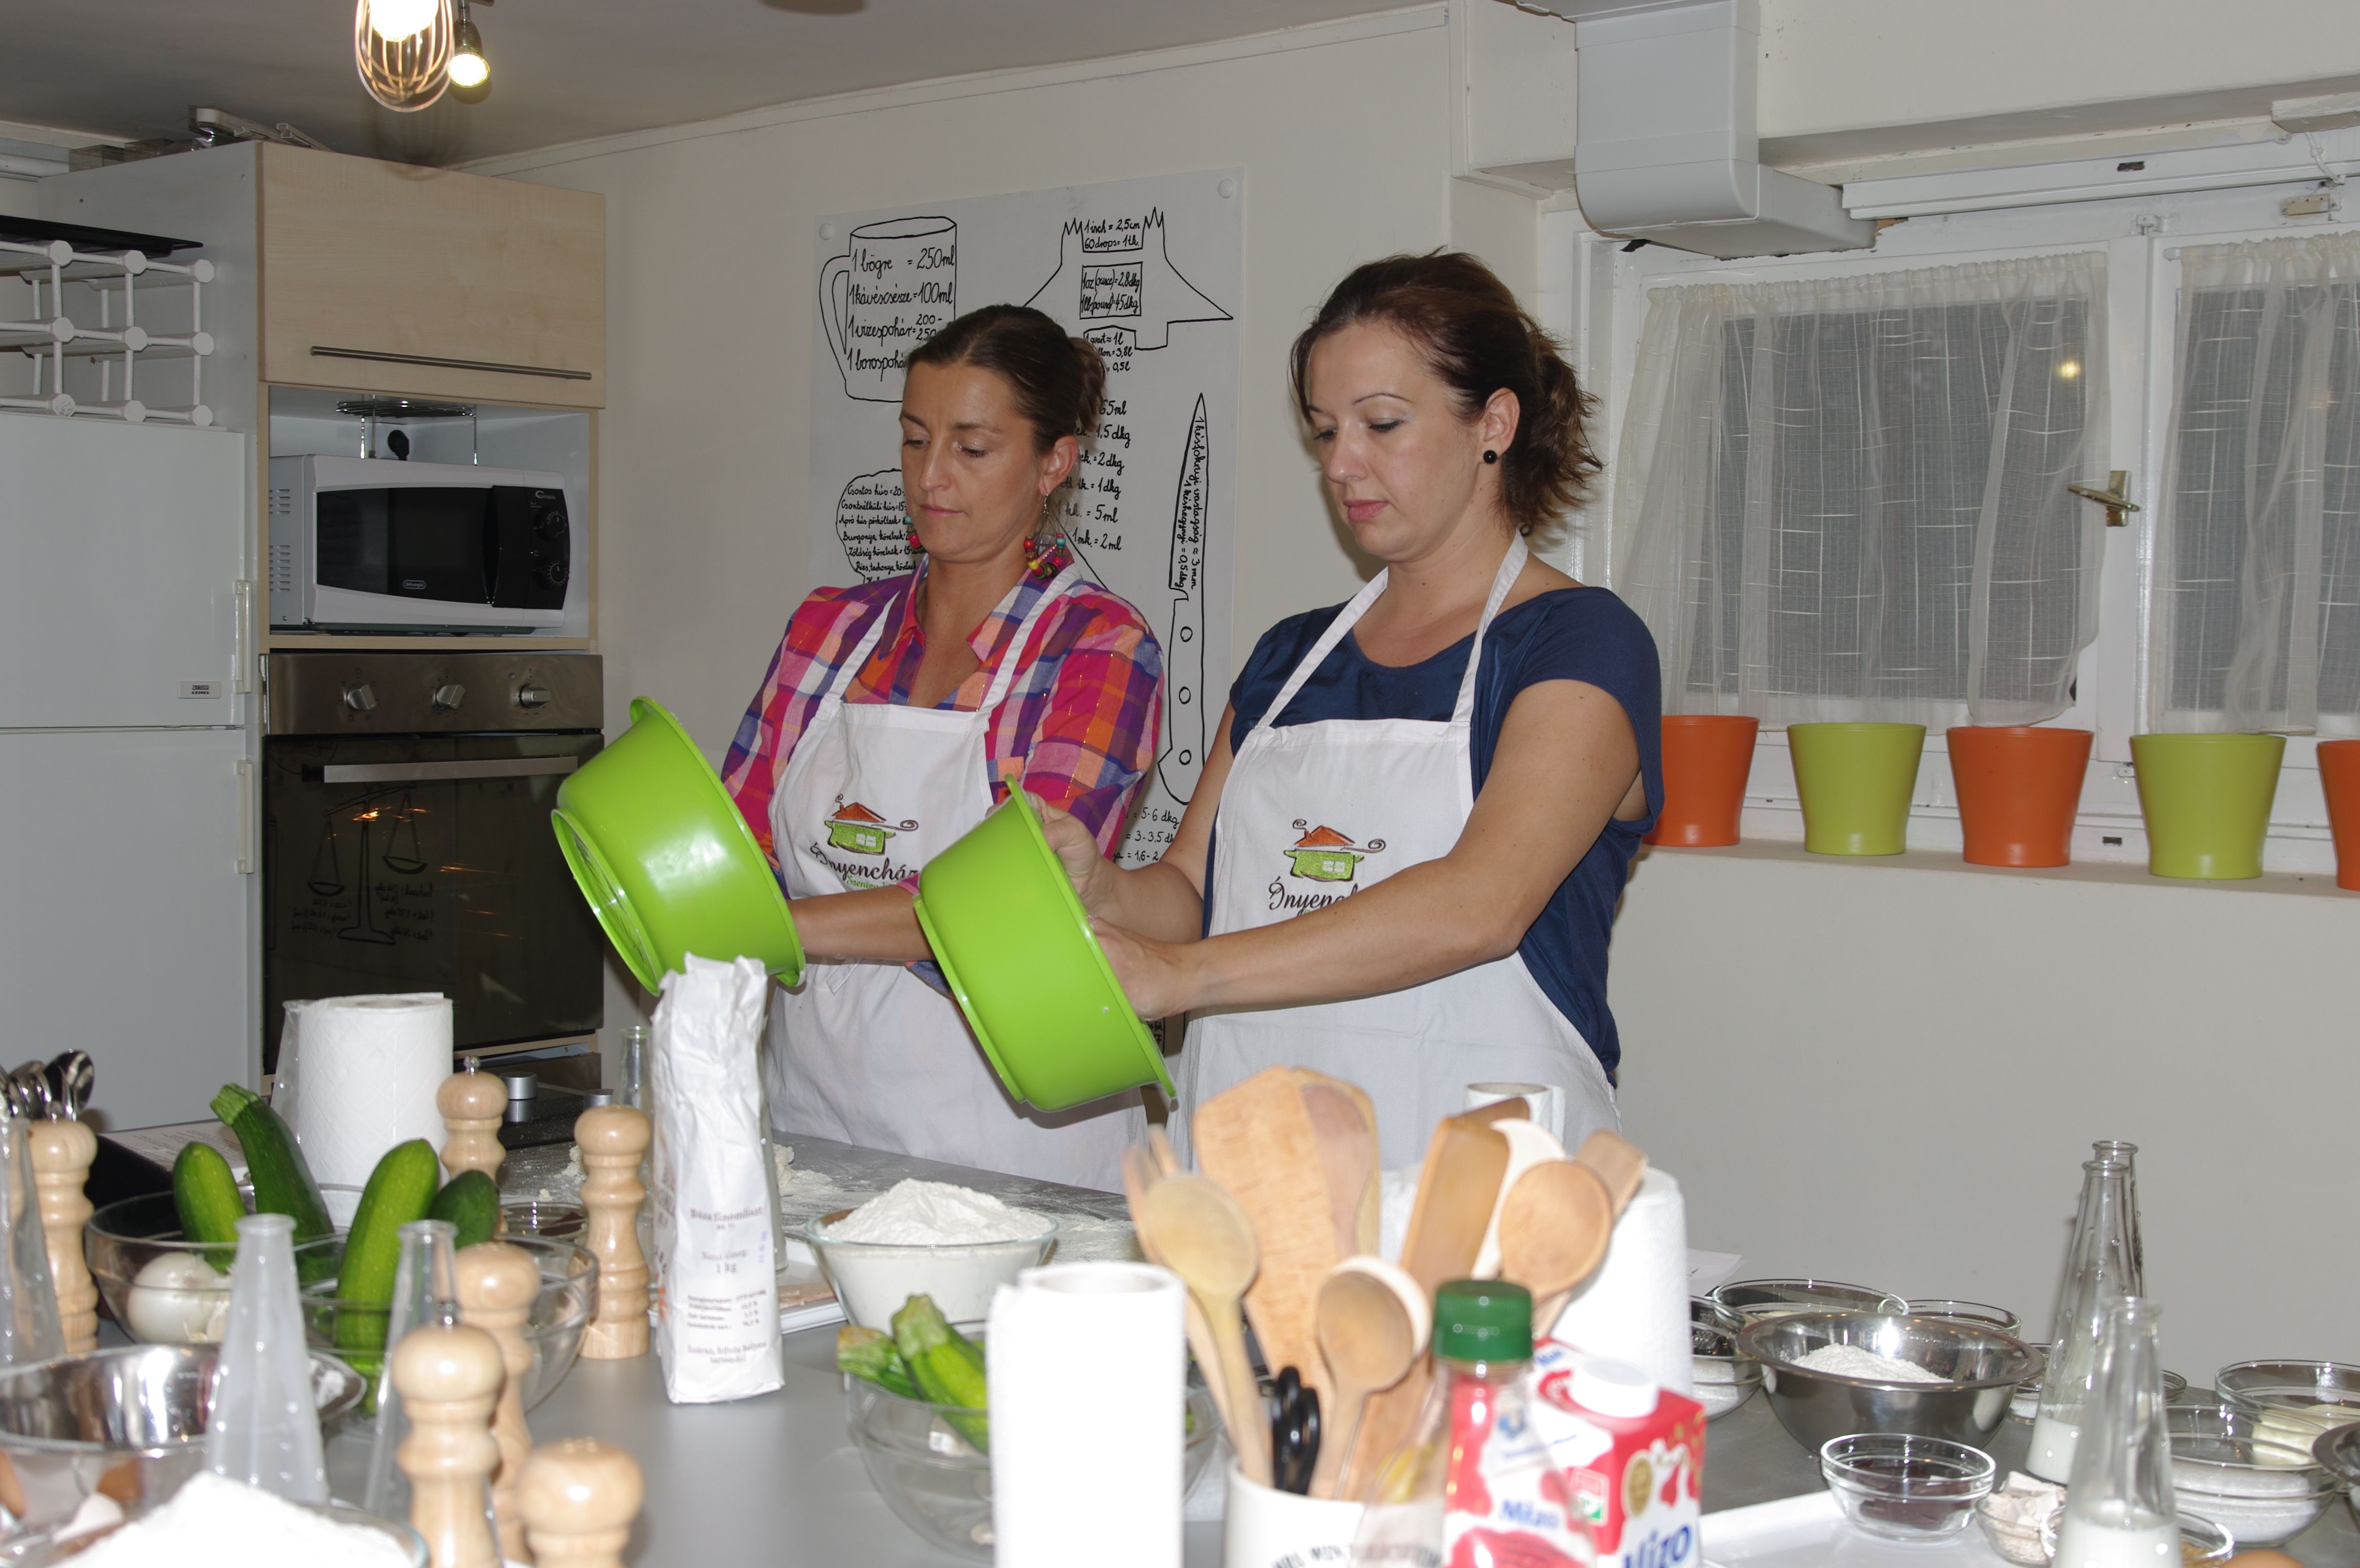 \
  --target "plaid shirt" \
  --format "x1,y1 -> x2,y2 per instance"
723,564 -> 1163,889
